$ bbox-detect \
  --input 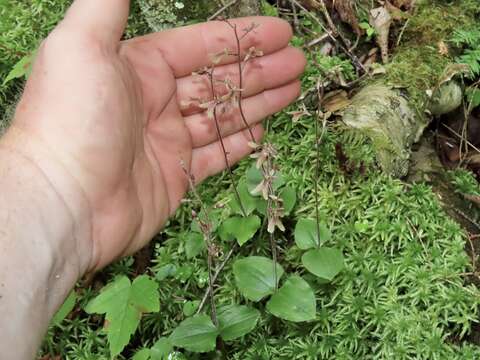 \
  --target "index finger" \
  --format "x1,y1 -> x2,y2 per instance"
122,16 -> 293,77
